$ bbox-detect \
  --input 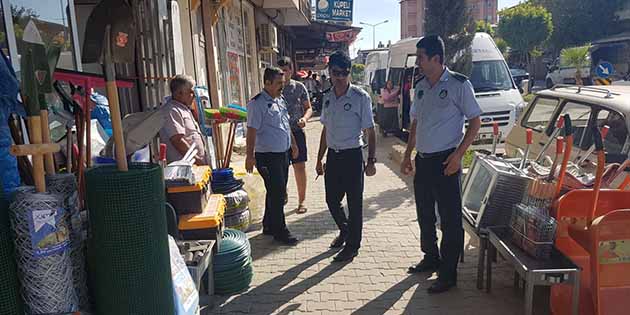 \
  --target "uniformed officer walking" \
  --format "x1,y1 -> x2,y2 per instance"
246,67 -> 300,245
401,36 -> 482,293
316,51 -> 377,262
